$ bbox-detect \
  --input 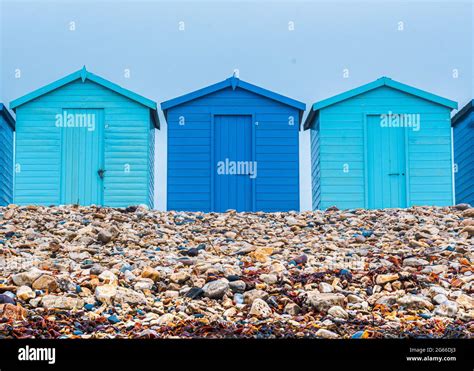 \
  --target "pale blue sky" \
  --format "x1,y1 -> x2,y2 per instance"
1,0 -> 472,210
